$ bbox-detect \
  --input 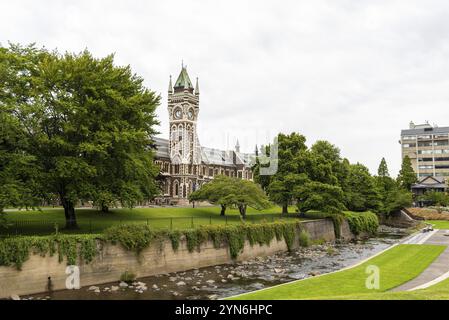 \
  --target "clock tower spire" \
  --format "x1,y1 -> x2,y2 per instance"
168,65 -> 199,164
